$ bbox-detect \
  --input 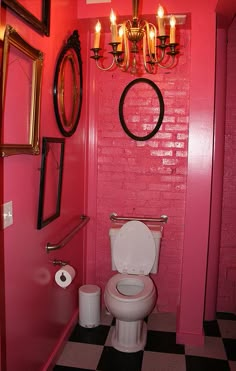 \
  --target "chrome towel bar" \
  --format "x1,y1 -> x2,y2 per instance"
110,212 -> 168,224
46,215 -> 90,252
